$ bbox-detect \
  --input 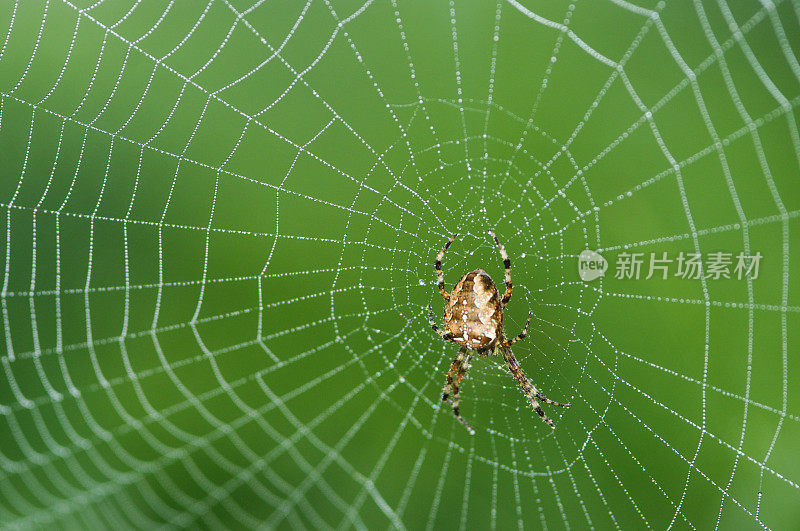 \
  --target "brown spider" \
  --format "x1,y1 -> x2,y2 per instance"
428,231 -> 570,432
